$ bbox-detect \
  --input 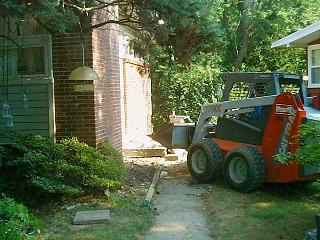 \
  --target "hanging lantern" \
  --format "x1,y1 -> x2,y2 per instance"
2,102 -> 11,118
21,94 -> 28,108
4,115 -> 13,128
